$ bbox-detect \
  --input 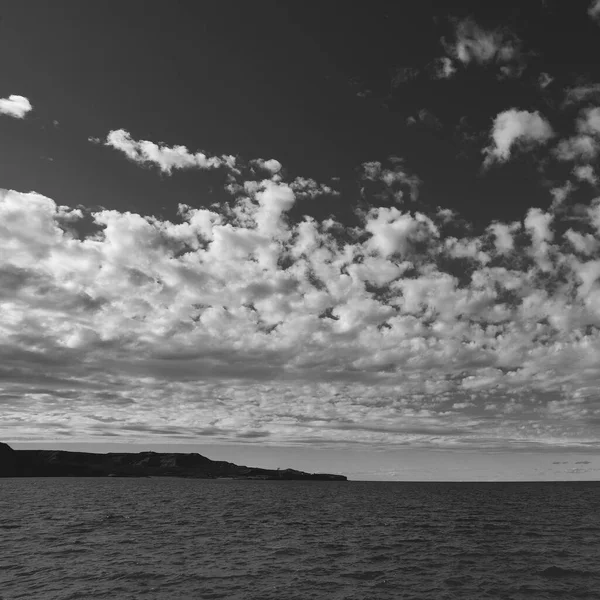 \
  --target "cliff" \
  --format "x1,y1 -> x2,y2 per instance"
0,443 -> 347,480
